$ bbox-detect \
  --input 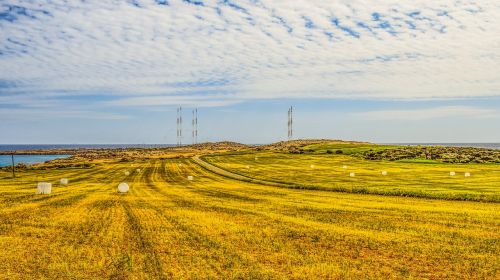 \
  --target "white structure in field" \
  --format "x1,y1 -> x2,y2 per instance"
465,172 -> 471,177
117,183 -> 129,193
37,182 -> 52,194
136,169 -> 141,173
124,171 -> 130,176
450,171 -> 455,176
60,178 -> 68,185
187,175 -> 193,181
349,172 -> 355,177
381,171 -> 387,176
